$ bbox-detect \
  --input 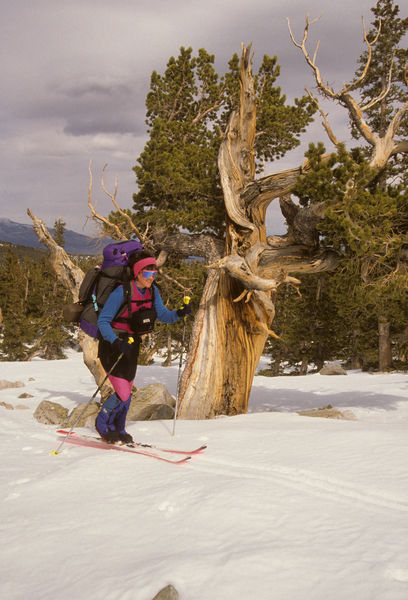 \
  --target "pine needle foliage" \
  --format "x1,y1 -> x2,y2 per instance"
132,47 -> 315,236
291,143 -> 408,369
0,246 -> 75,360
265,273 -> 344,375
